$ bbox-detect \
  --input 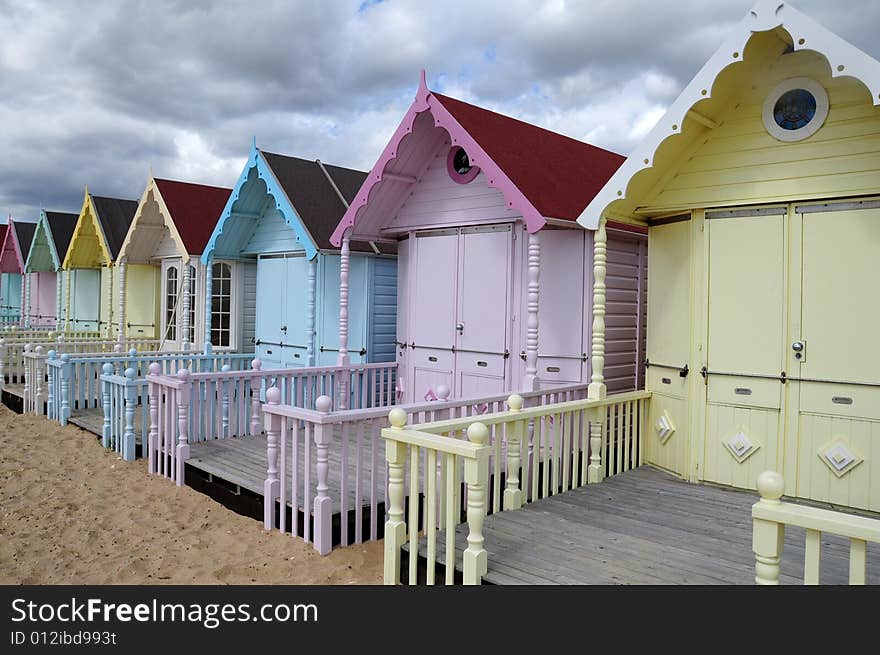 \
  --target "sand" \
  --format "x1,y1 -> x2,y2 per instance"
0,404 -> 383,584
